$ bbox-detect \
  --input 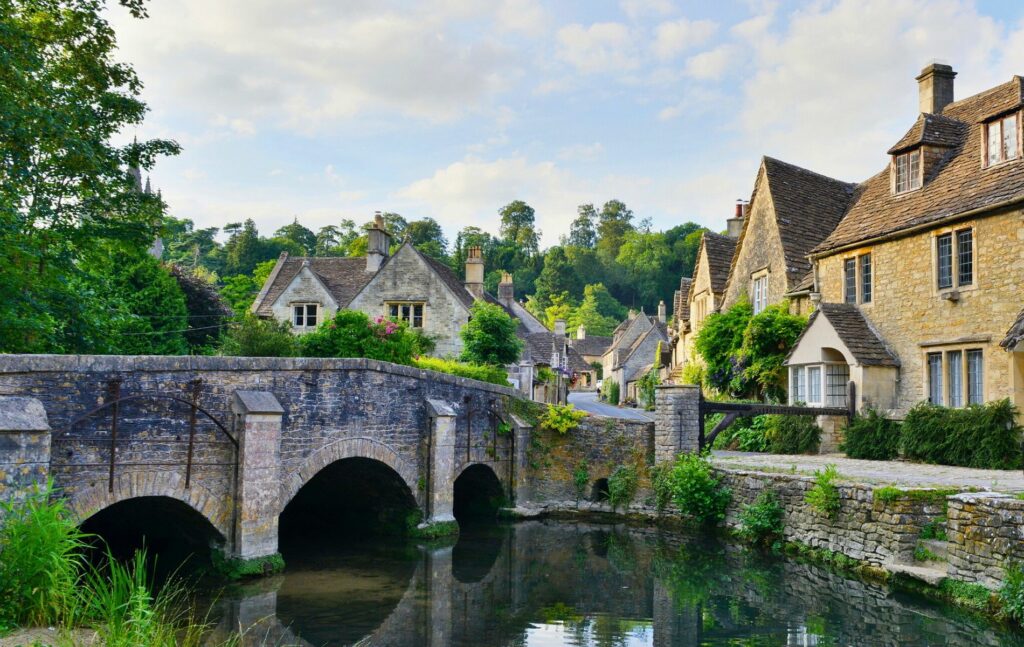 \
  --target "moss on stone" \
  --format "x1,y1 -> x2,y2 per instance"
212,550 -> 285,580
